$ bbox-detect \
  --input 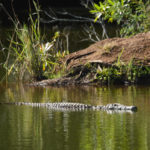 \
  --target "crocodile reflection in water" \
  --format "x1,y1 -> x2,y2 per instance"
0,102 -> 137,112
